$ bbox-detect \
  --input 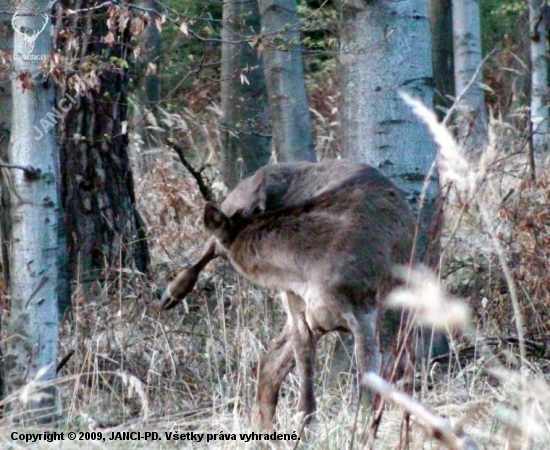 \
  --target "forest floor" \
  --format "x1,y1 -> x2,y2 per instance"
1,147 -> 550,449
